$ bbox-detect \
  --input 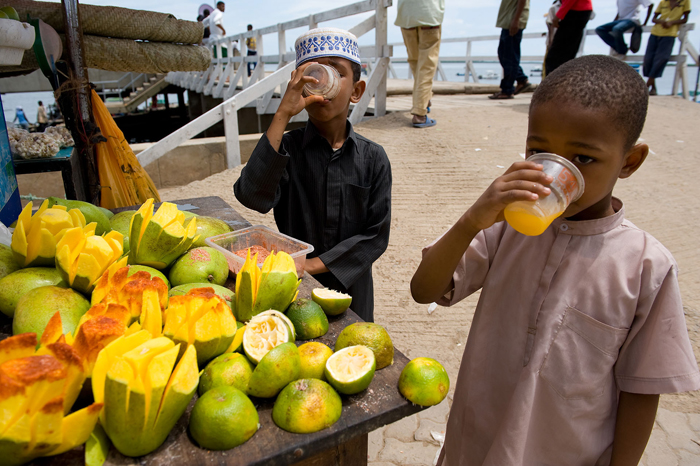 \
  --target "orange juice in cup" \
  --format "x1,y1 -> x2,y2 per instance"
504,153 -> 585,236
